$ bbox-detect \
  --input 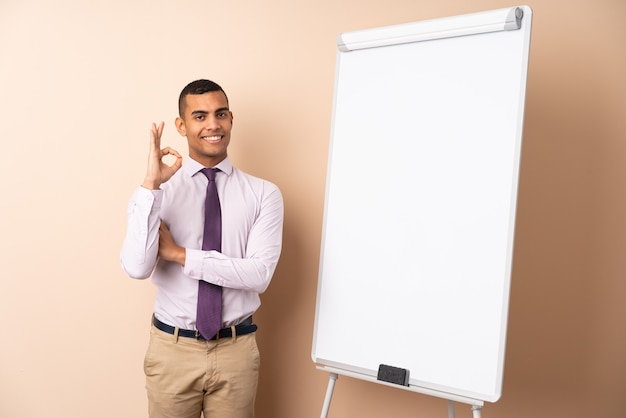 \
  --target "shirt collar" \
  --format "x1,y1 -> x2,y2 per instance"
183,156 -> 233,177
